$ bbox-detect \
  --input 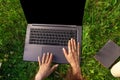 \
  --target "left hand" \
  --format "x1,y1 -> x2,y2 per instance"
35,53 -> 58,80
